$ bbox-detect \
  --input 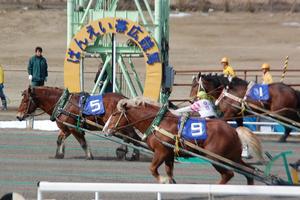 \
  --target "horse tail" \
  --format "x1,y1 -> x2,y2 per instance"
236,126 -> 265,162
